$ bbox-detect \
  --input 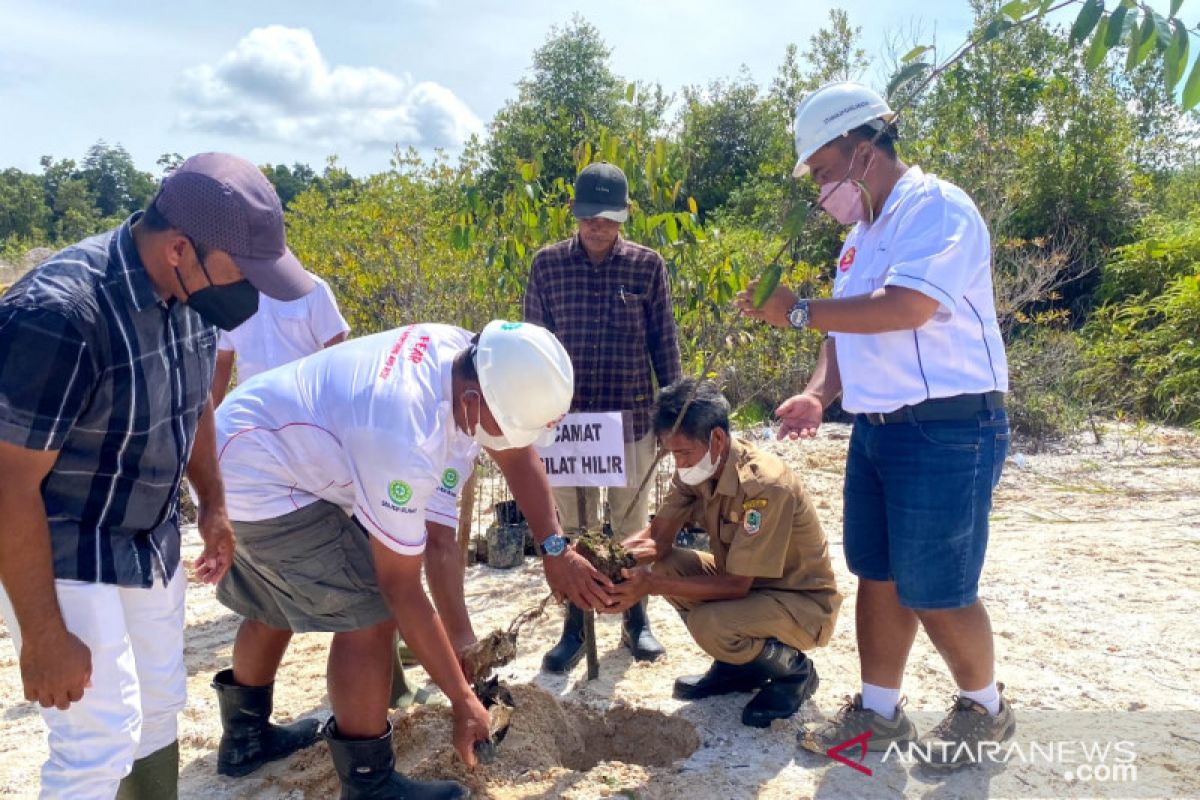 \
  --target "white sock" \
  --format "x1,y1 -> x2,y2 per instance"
960,682 -> 1001,716
861,682 -> 902,720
